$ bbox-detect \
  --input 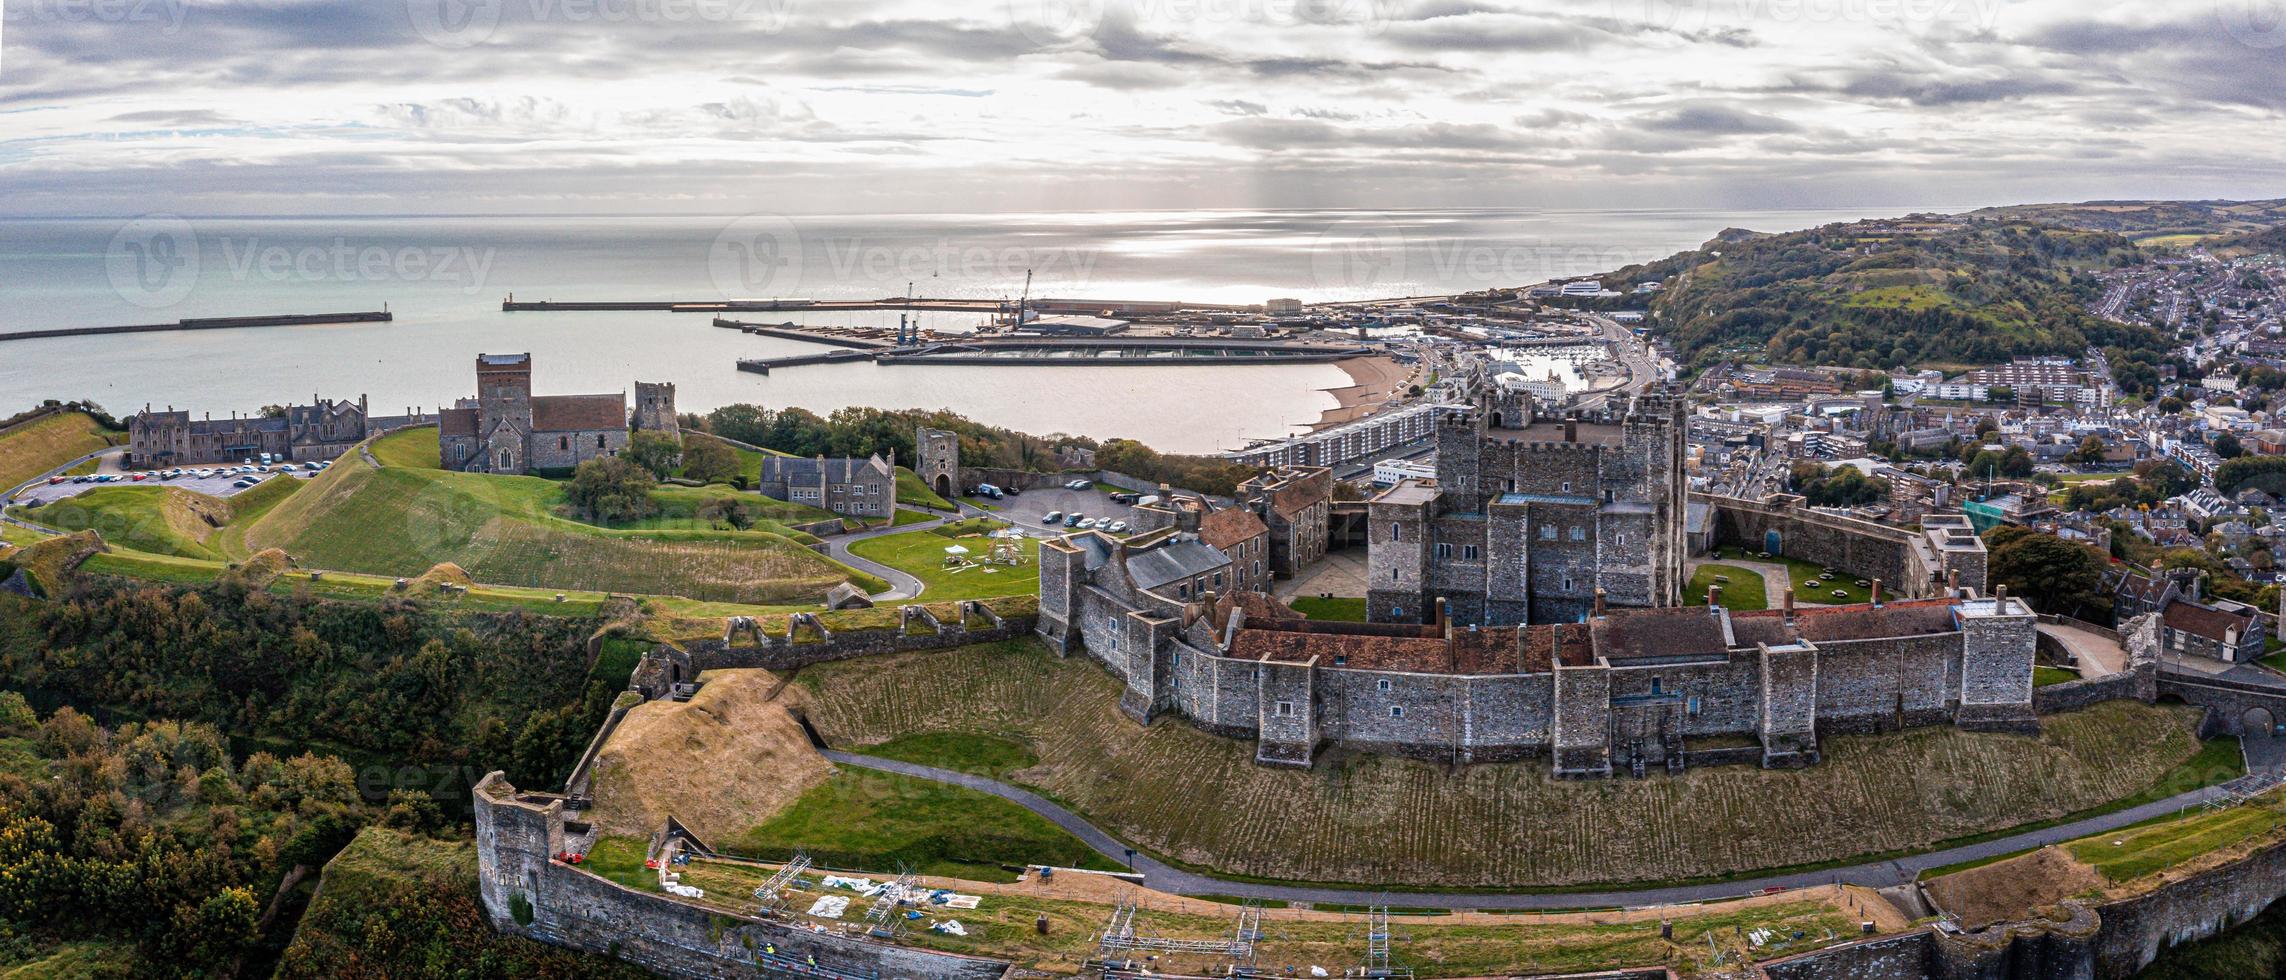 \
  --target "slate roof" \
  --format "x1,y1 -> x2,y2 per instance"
760,454 -> 893,485
531,393 -> 628,433
2162,598 -> 2254,641
1125,539 -> 1231,592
